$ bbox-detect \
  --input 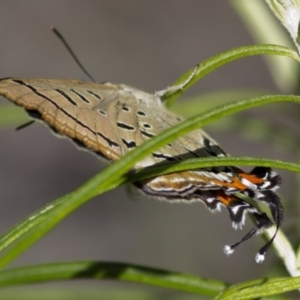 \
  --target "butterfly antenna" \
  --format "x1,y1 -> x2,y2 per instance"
50,26 -> 96,82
